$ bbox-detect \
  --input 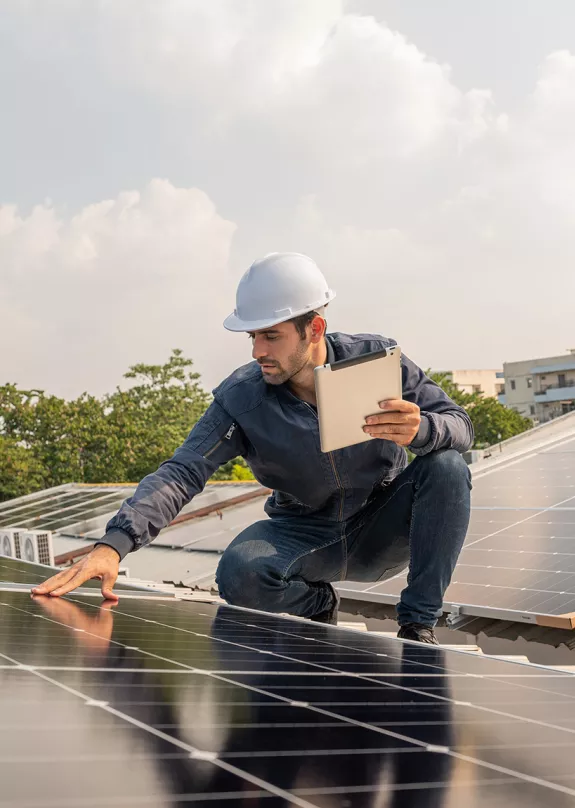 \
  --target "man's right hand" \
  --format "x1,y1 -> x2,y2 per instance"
31,544 -> 120,601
